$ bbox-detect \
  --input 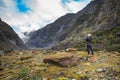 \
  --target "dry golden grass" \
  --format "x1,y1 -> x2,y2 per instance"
0,50 -> 120,80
